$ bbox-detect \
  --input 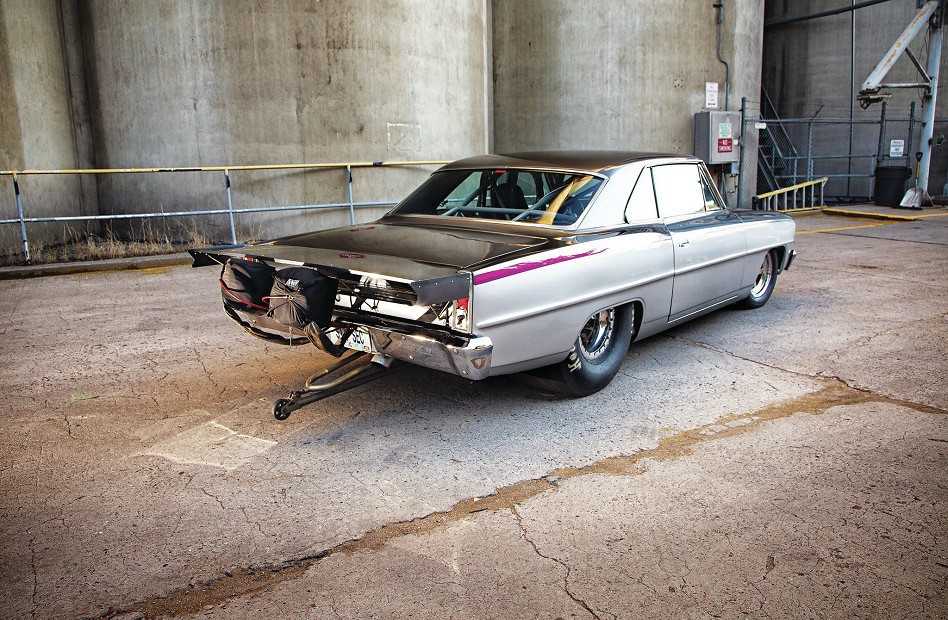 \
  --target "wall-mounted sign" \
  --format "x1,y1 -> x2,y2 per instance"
705,82 -> 719,109
717,138 -> 733,153
719,123 -> 732,139
889,139 -> 905,158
